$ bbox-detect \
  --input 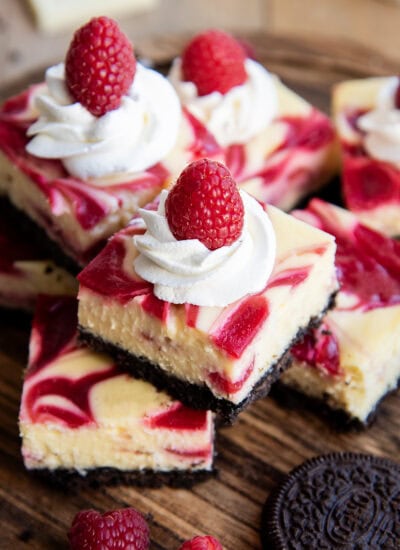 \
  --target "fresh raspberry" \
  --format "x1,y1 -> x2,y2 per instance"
65,16 -> 136,117
68,508 -> 150,550
165,159 -> 244,251
179,535 -> 223,550
181,29 -> 247,96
